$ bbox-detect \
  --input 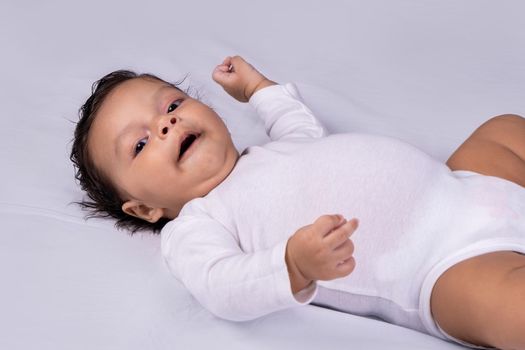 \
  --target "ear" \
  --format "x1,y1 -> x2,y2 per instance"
122,200 -> 164,223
